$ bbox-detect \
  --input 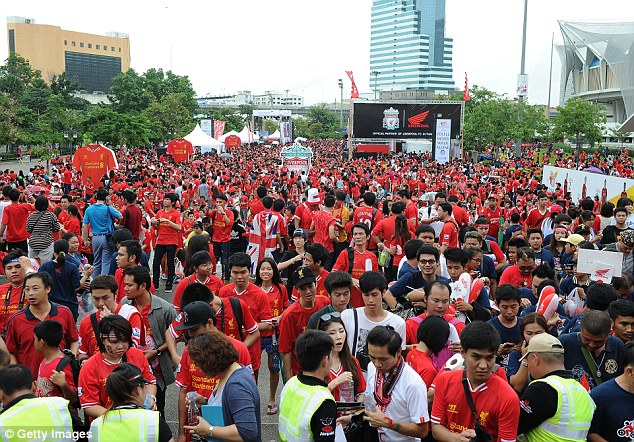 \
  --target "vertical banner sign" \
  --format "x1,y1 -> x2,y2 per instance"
200,119 -> 212,137
213,121 -> 226,140
517,74 -> 528,97
435,119 -> 451,164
